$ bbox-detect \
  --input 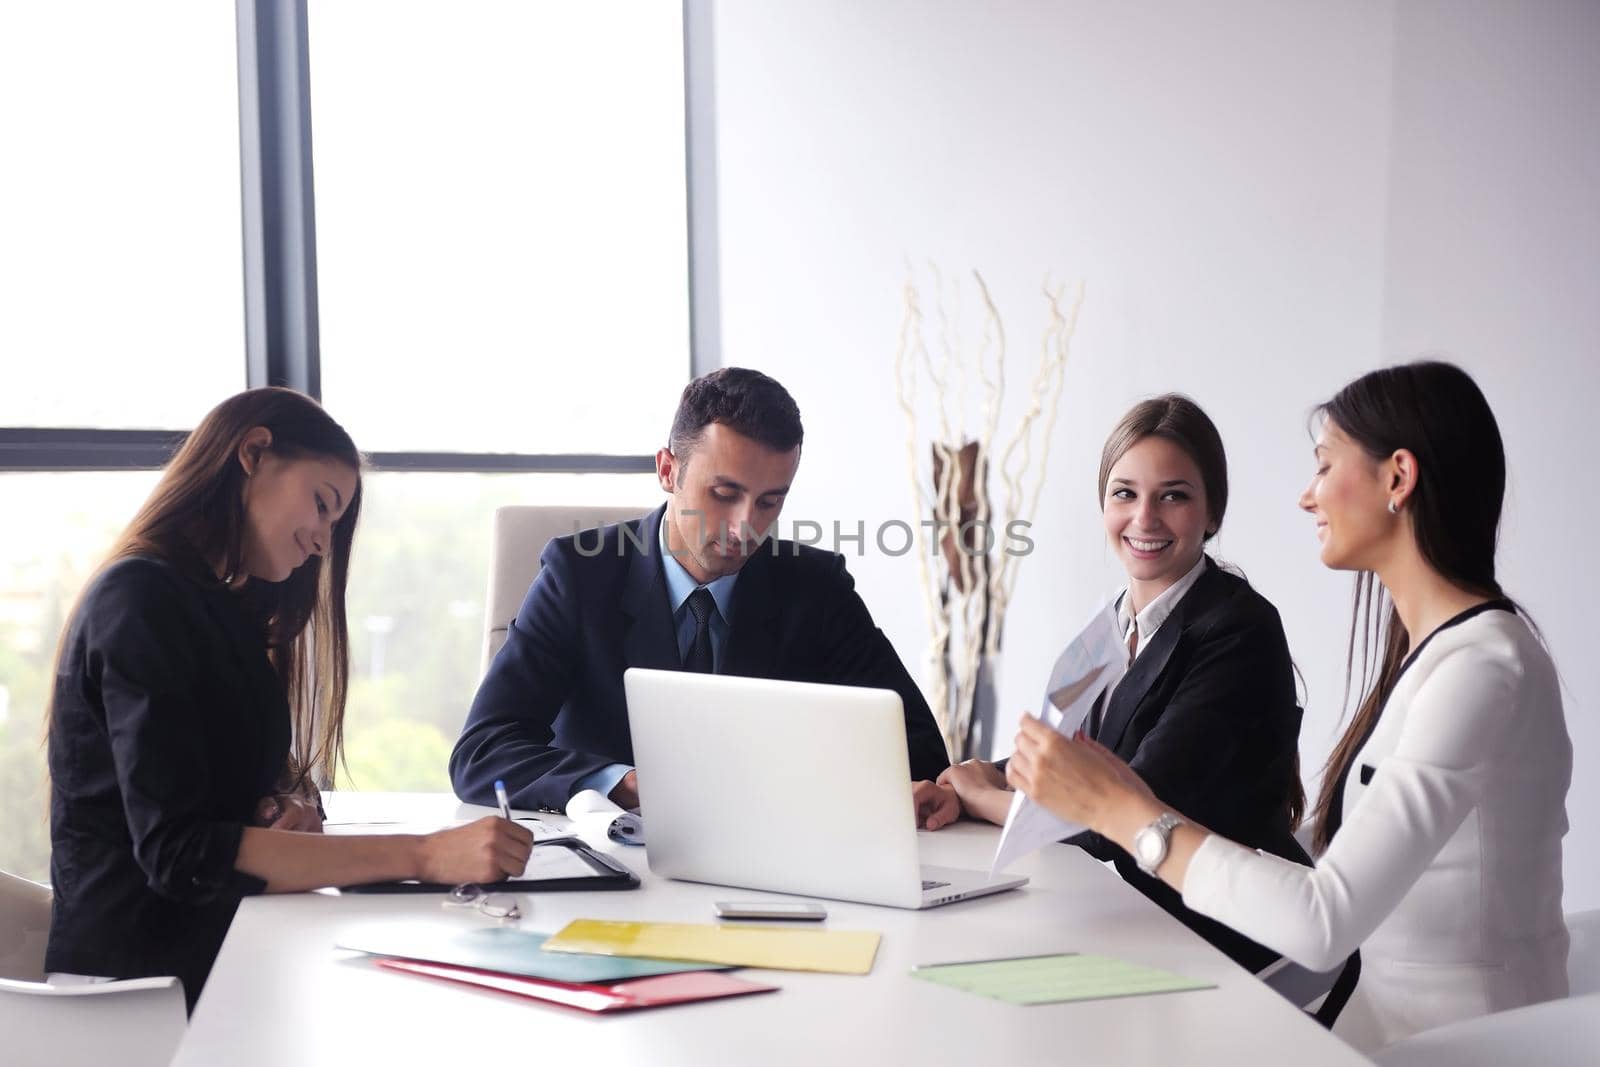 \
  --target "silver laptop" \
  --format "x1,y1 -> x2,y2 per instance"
623,667 -> 1028,909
